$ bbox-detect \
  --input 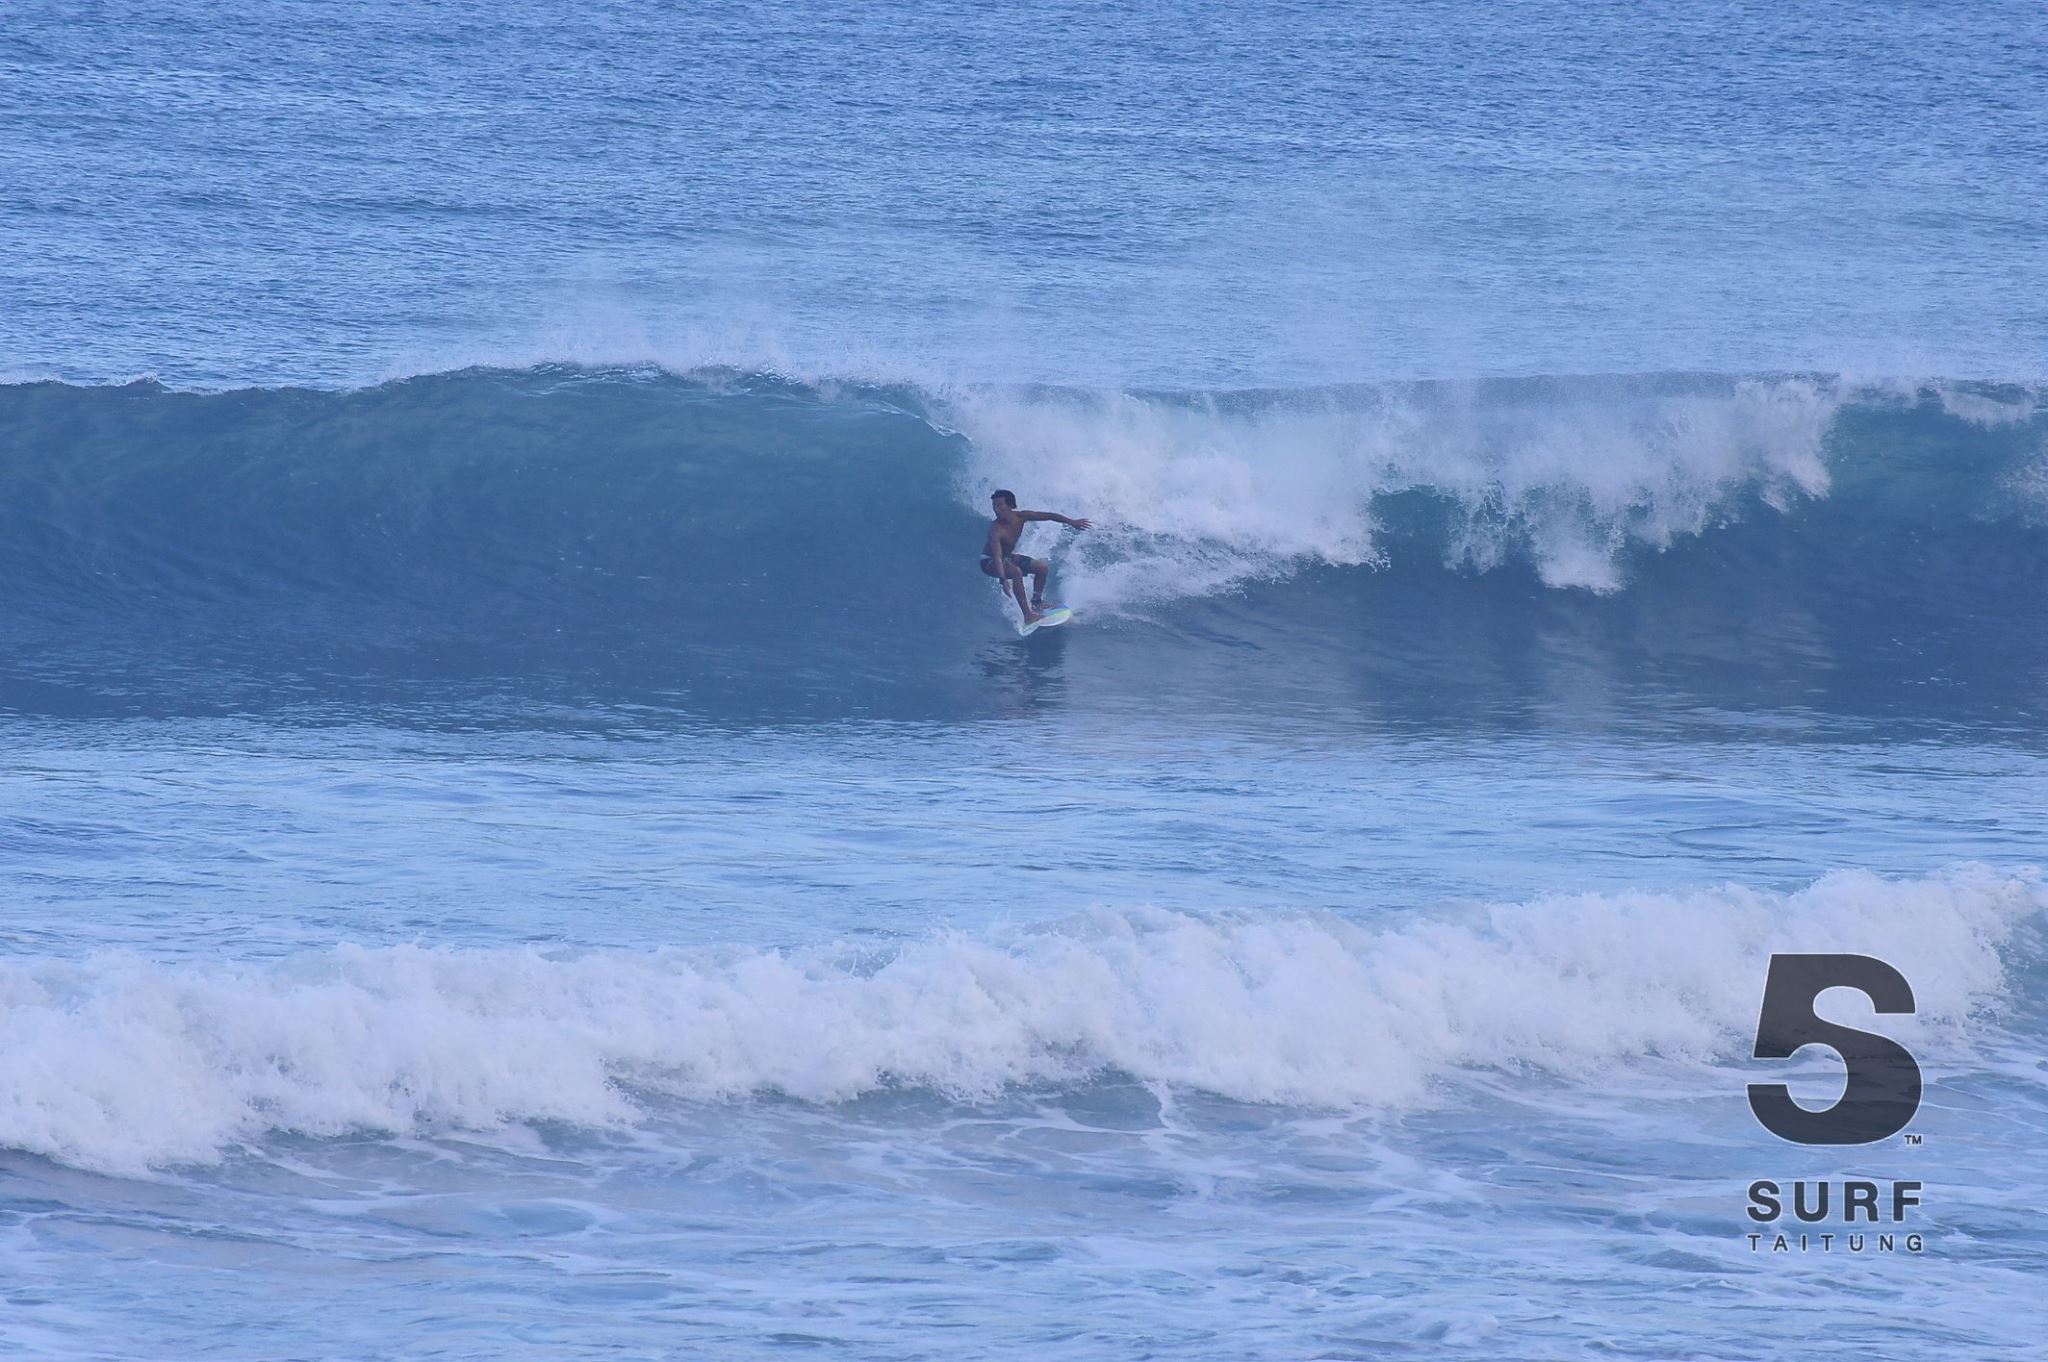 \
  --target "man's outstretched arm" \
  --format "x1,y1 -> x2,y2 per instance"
1019,510 -> 1093,530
